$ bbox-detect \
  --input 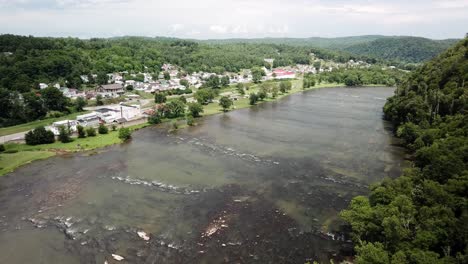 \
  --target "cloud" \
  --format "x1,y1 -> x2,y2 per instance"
209,25 -> 228,34
0,0 -> 466,39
